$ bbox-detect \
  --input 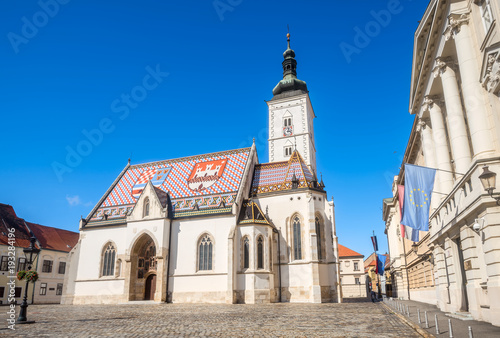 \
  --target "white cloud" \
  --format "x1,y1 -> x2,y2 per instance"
66,195 -> 82,206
